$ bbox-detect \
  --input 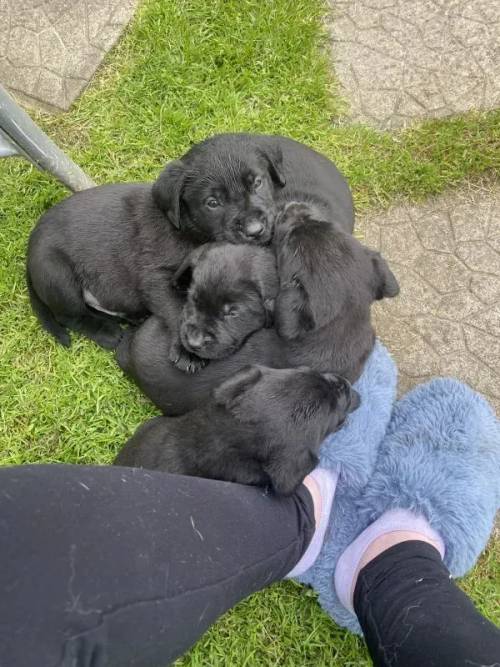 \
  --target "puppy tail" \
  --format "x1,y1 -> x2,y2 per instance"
26,271 -> 71,347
